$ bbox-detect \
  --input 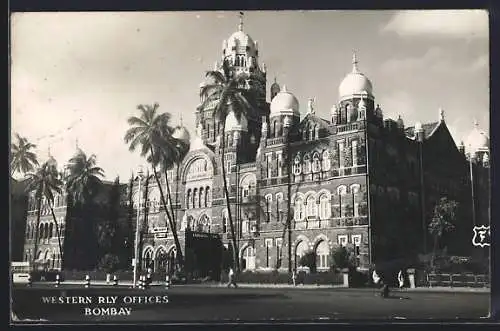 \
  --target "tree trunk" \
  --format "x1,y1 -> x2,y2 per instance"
31,196 -> 42,271
163,169 -> 177,229
220,122 -> 239,272
149,147 -> 184,269
431,235 -> 439,269
50,206 -> 64,267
